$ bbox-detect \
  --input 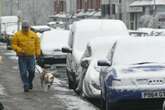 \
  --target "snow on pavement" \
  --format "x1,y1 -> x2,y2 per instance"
0,84 -> 7,96
53,78 -> 99,110
4,51 -> 18,60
